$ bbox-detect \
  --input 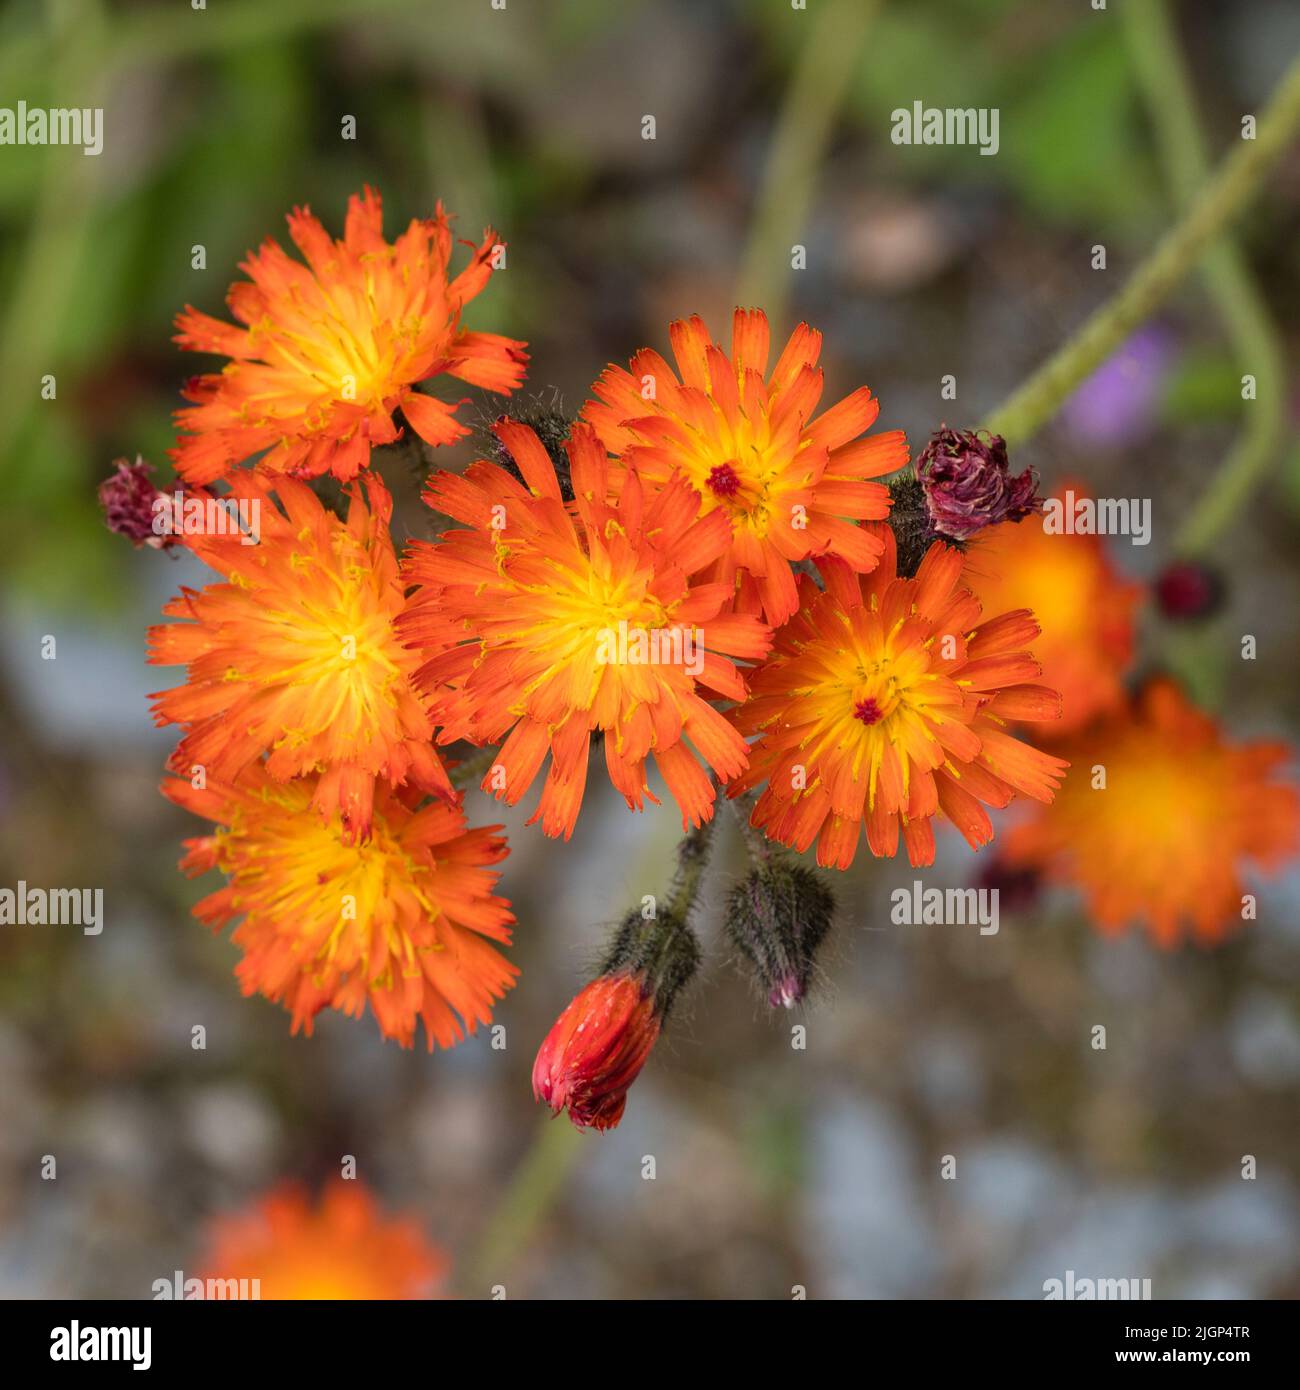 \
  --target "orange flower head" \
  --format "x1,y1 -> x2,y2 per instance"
165,765 -> 517,1049
172,187 -> 527,484
582,309 -> 909,625
200,1180 -> 446,1299
148,473 -> 450,842
964,484 -> 1142,734
730,524 -> 1069,869
400,419 -> 773,839
533,973 -> 661,1132
1003,679 -> 1300,947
